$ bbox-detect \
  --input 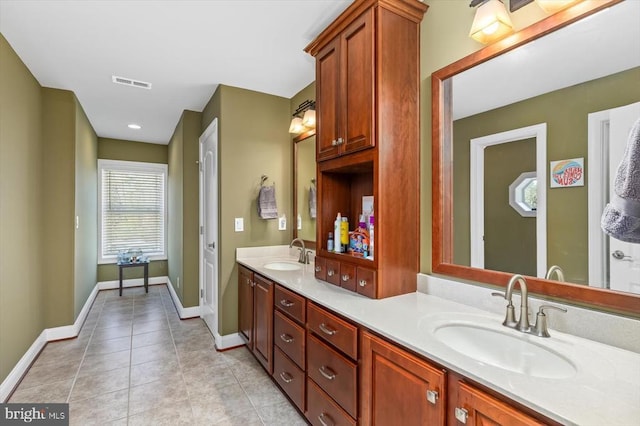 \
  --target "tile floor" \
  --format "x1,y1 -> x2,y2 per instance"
9,284 -> 307,425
